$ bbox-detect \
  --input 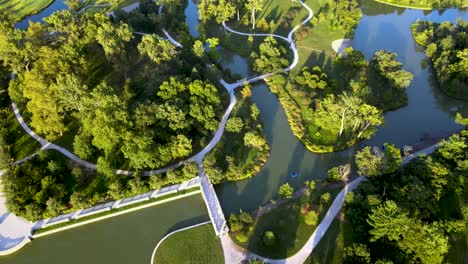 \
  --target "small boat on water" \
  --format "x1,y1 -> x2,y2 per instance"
290,172 -> 299,178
